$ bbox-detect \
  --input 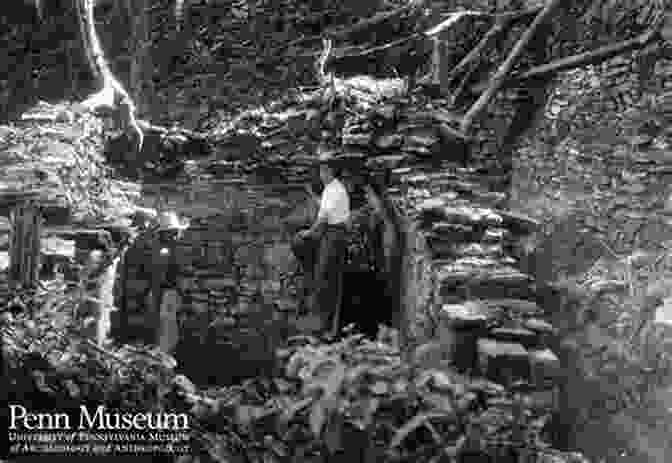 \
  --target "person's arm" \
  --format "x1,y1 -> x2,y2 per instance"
304,193 -> 328,237
304,214 -> 327,238
305,184 -> 320,205
301,184 -> 332,238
